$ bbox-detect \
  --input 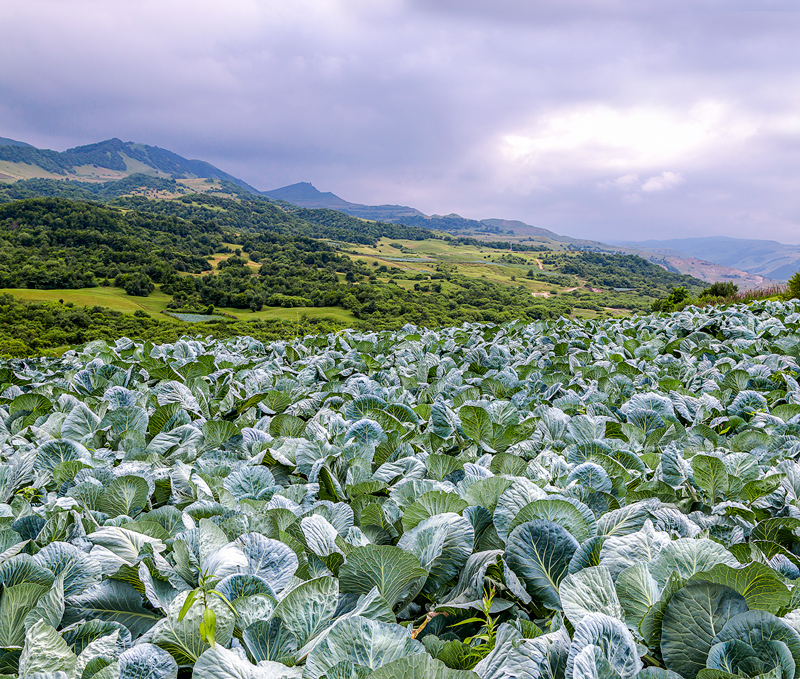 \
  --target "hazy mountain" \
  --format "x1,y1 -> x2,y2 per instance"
264,183 -> 574,237
0,137 -> 32,147
617,237 -> 800,281
263,181 -> 425,221
0,137 -> 258,192
263,182 -> 769,288
263,181 -> 354,209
